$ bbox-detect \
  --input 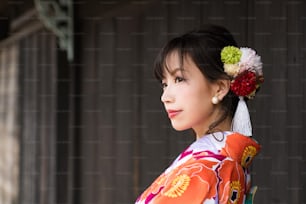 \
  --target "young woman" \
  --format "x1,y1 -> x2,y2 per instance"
136,24 -> 263,204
